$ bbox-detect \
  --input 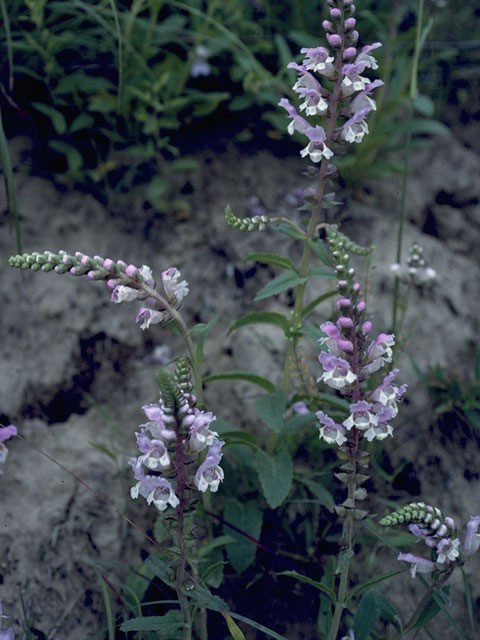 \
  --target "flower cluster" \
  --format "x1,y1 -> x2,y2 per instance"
390,243 -> 437,286
129,378 -> 224,513
8,251 -> 189,330
0,425 -> 17,476
279,0 -> 383,163
315,232 -> 406,446
0,598 -> 14,639
380,502 -> 480,578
